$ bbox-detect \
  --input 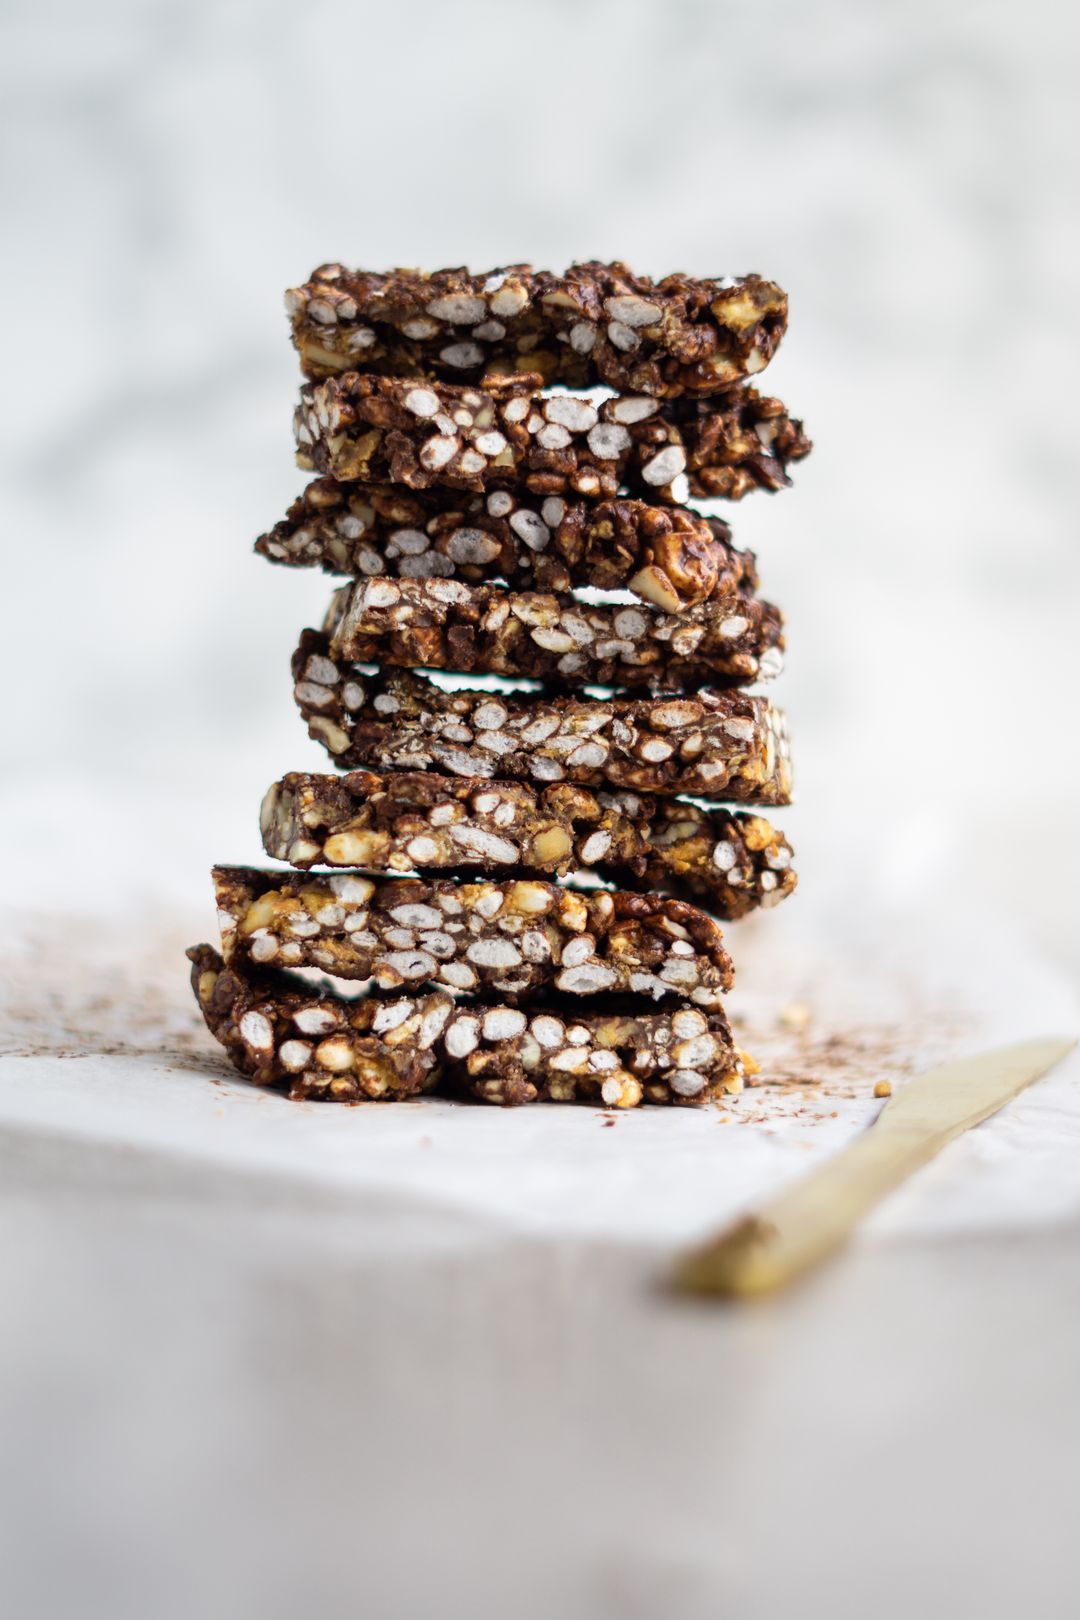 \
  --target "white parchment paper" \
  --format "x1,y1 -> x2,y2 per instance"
2,890 -> 1079,1620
